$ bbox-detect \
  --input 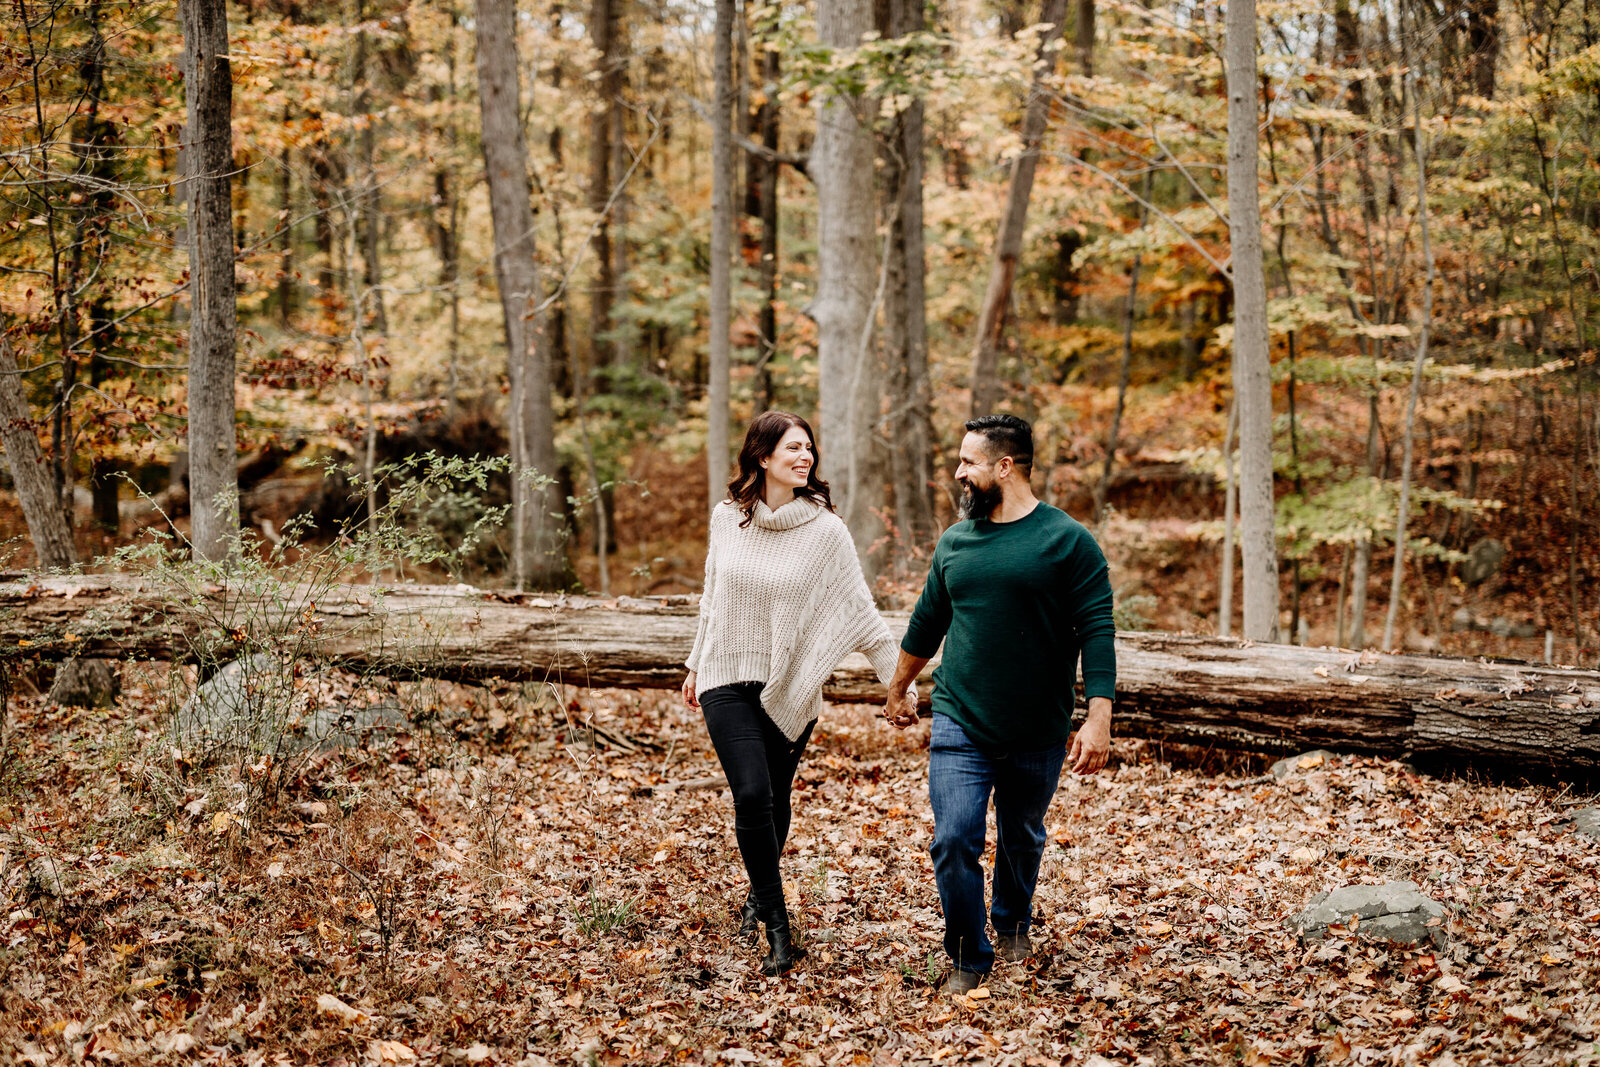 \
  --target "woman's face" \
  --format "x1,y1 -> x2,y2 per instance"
761,425 -> 814,491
